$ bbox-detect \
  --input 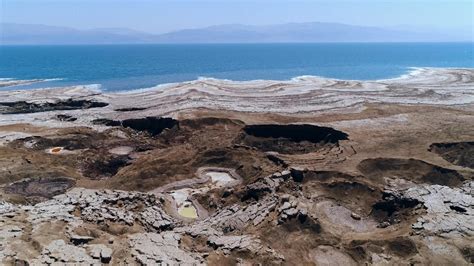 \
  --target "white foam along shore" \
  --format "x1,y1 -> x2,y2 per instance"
0,67 -> 471,93
113,67 -> 474,103
94,67 -> 471,102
